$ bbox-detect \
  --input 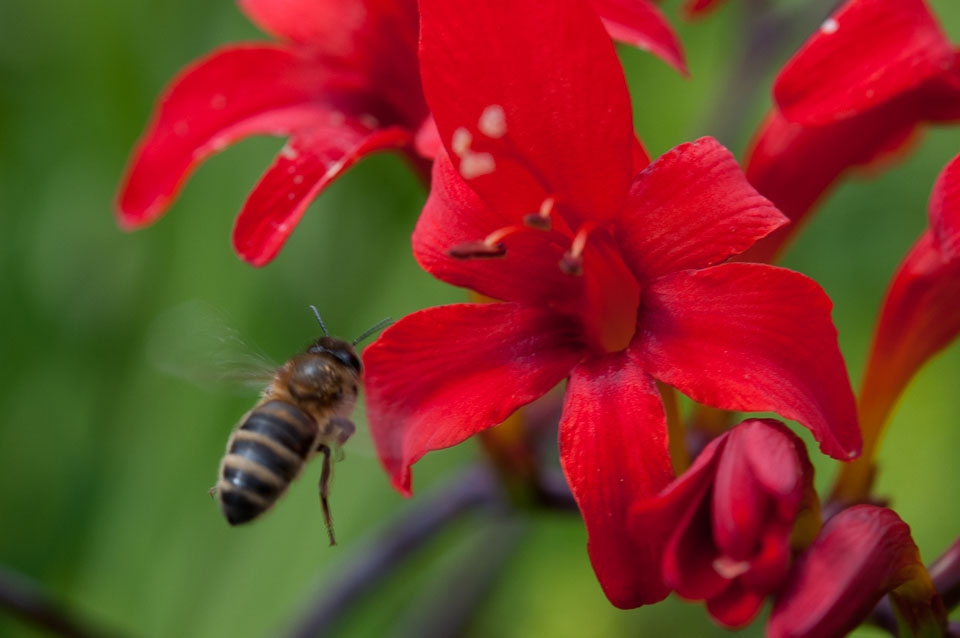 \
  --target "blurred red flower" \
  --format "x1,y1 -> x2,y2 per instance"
631,419 -> 819,628
363,0 -> 860,609
768,505 -> 944,638
741,0 -> 960,262
835,152 -> 960,502
115,0 -> 687,266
